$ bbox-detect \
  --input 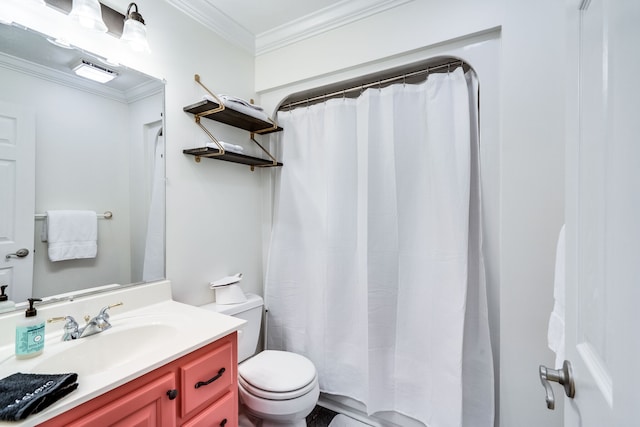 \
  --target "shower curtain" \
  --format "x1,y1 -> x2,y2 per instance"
142,127 -> 165,282
265,68 -> 493,427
